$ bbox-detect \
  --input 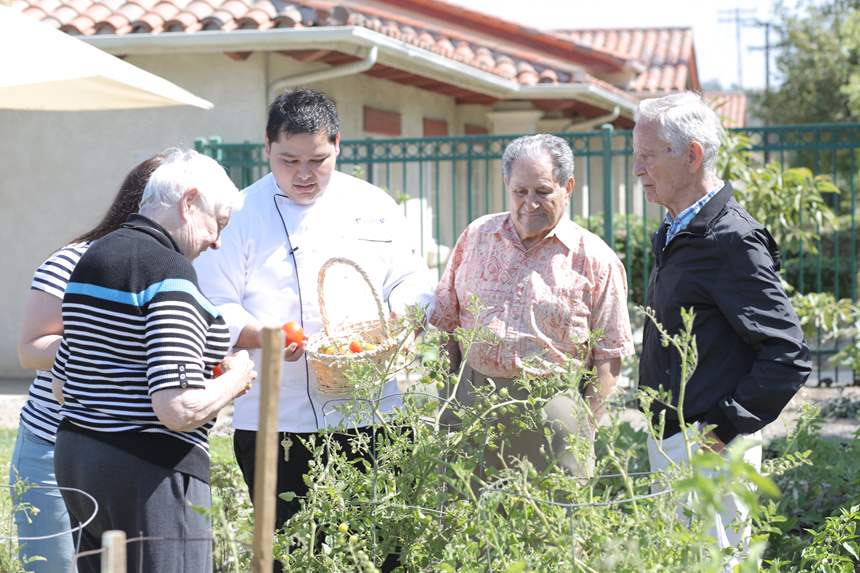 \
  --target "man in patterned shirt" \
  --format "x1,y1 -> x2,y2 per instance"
634,91 -> 810,558
430,133 -> 635,475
